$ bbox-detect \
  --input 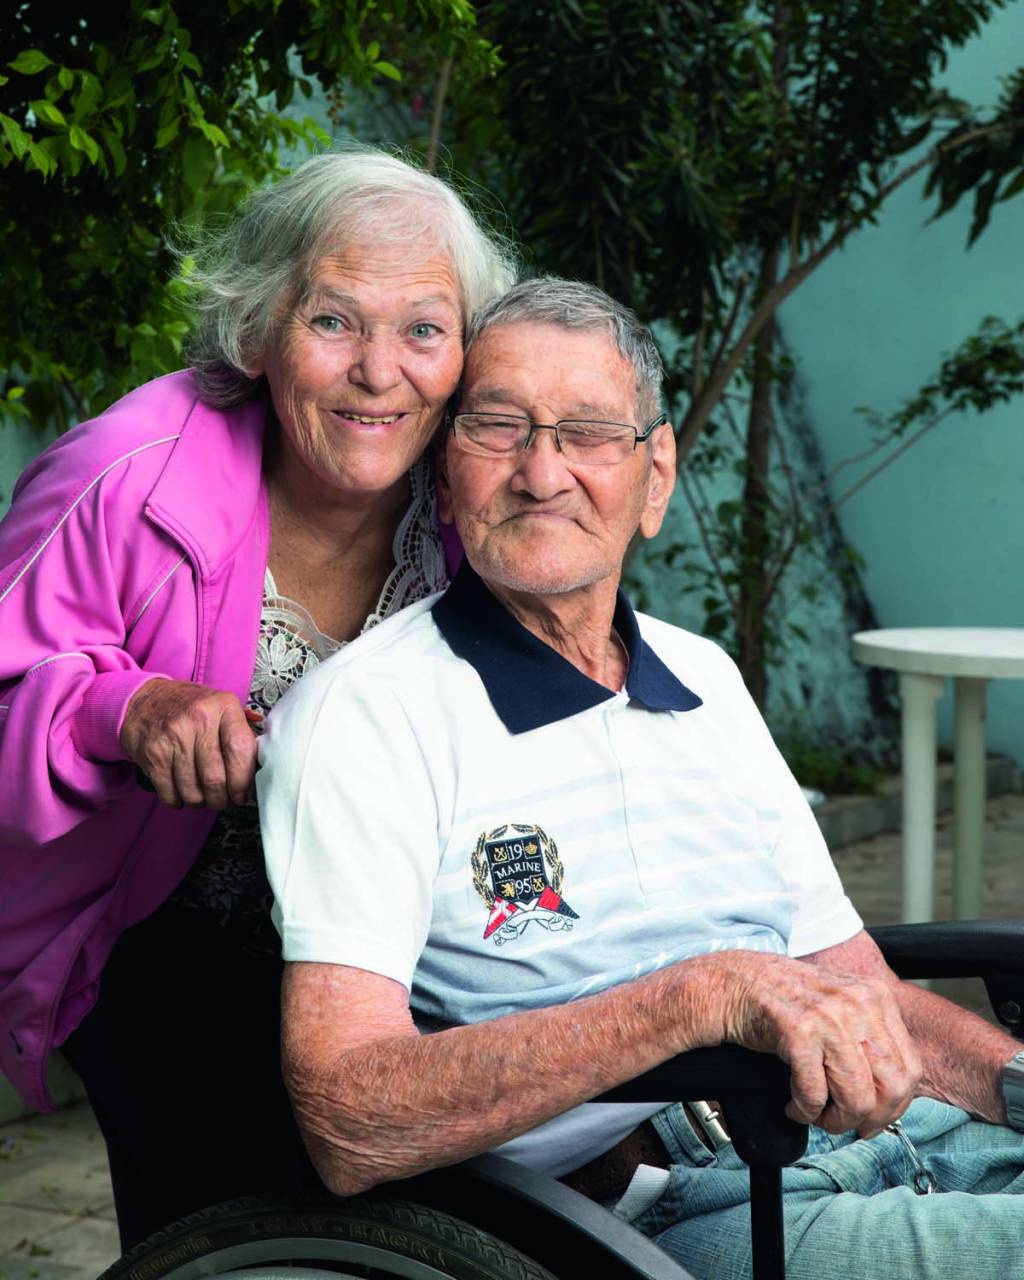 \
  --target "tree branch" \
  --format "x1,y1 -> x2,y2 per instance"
426,56 -> 453,174
830,409 -> 953,511
676,120 -> 1014,466
691,311 -> 708,402
680,468 -> 738,616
